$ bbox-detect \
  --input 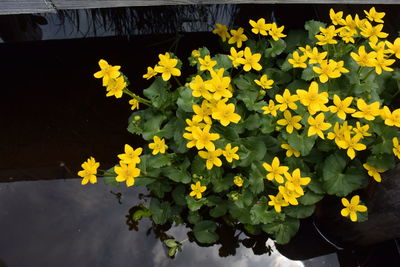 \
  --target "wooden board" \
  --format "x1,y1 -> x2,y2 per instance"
0,0 -> 56,15
1,0 -> 400,15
